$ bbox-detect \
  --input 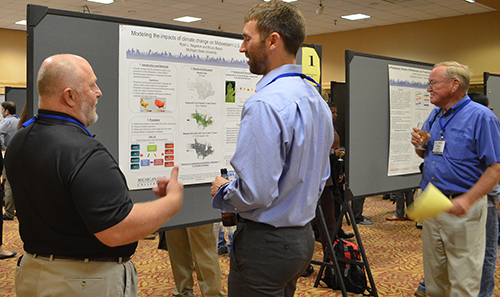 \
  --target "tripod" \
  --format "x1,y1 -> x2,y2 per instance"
311,194 -> 379,296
